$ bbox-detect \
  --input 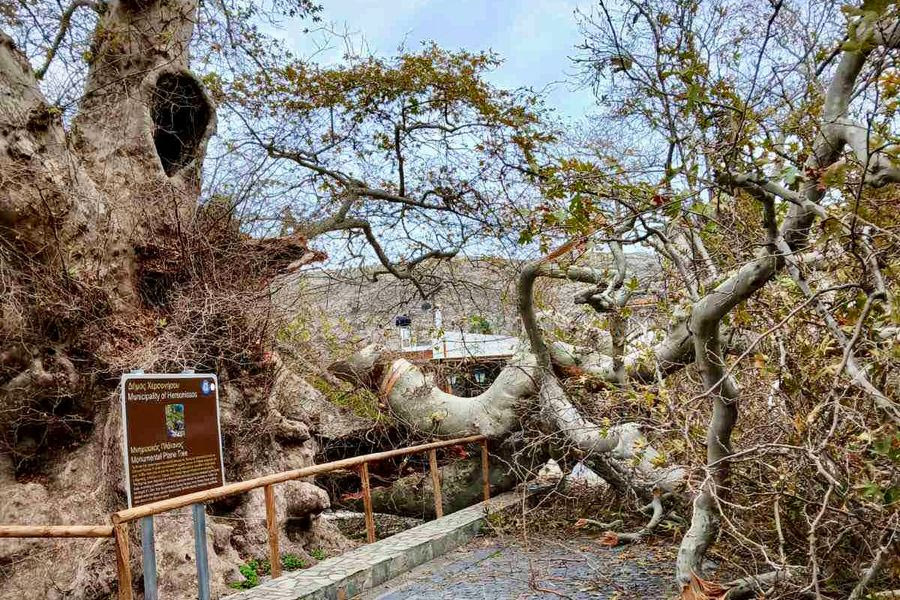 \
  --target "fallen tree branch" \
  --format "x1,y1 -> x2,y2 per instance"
601,490 -> 665,545
723,569 -> 801,600
847,533 -> 898,600
330,345 -> 540,438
